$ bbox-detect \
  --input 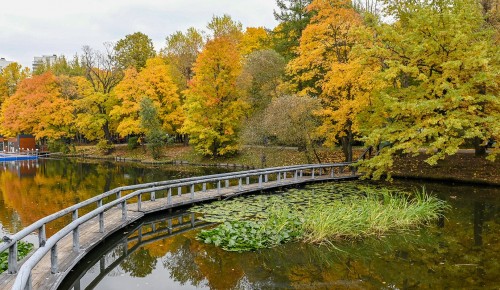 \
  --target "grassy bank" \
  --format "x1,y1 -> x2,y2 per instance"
73,144 -> 363,167
71,144 -> 500,185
